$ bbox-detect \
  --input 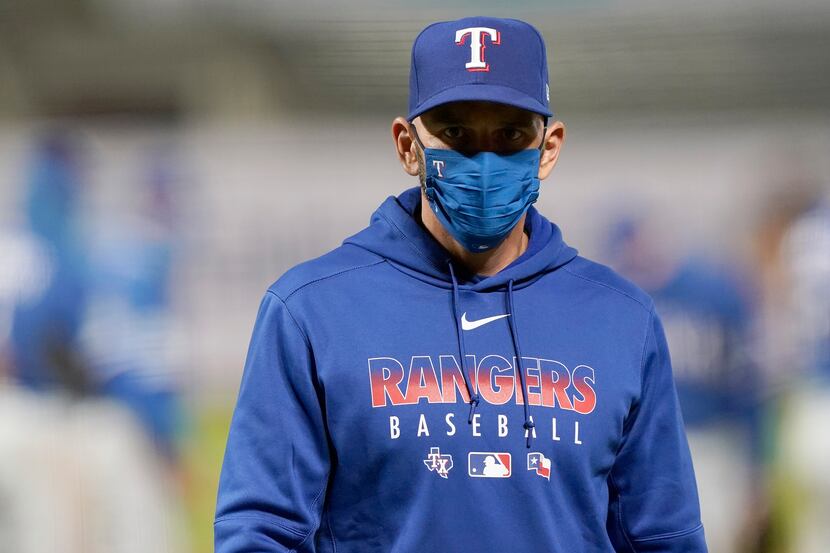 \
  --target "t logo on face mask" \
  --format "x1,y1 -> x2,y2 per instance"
432,160 -> 445,177
455,27 -> 501,72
